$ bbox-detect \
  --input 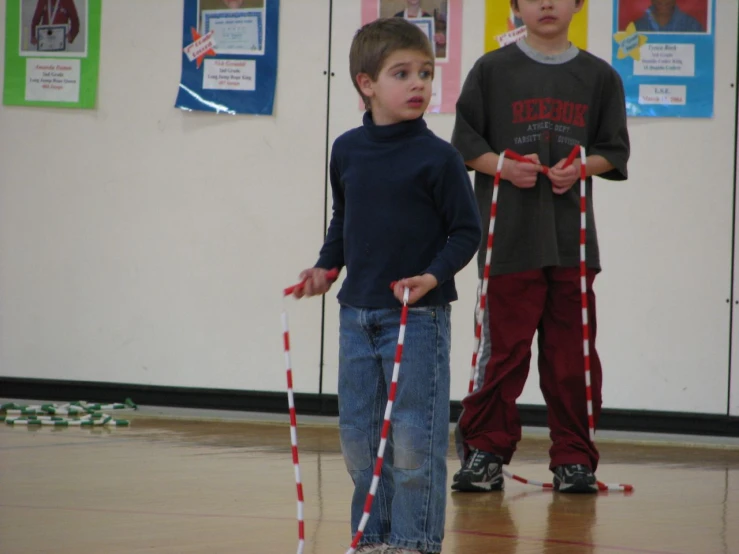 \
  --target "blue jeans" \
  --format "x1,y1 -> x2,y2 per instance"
338,304 -> 451,553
